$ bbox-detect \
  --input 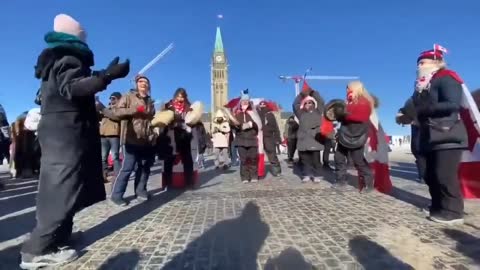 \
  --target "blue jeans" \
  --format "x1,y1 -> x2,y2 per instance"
101,136 -> 121,176
111,144 -> 154,201
230,144 -> 239,166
